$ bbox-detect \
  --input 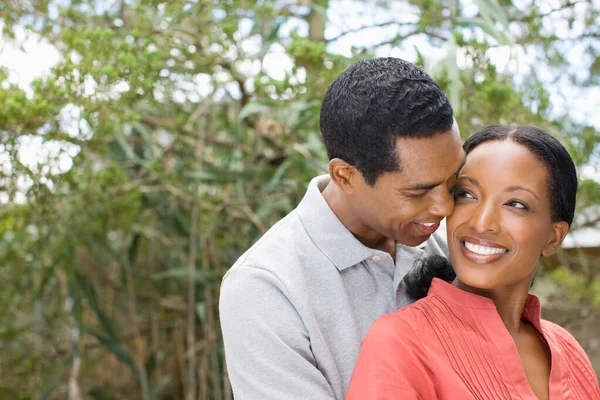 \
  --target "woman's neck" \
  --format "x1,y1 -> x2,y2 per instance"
453,277 -> 534,335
